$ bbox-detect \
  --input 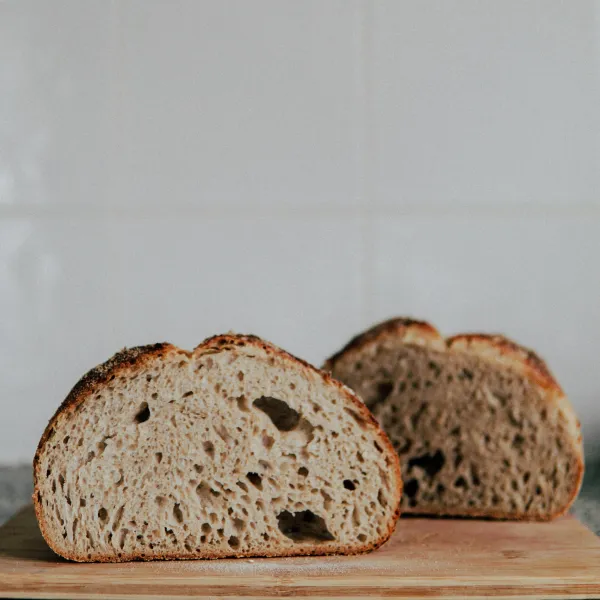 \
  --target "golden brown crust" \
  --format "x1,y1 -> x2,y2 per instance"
33,343 -> 179,470
324,317 -> 584,521
325,319 -> 565,403
447,334 -> 563,395
323,318 -> 444,372
33,333 -> 402,562
41,536 -> 388,564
